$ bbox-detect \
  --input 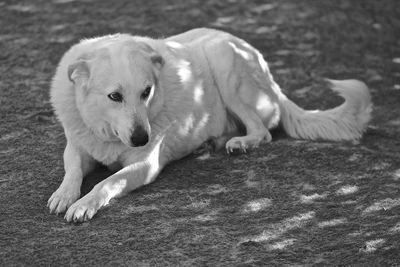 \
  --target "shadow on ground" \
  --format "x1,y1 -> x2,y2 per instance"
1,0 -> 400,265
